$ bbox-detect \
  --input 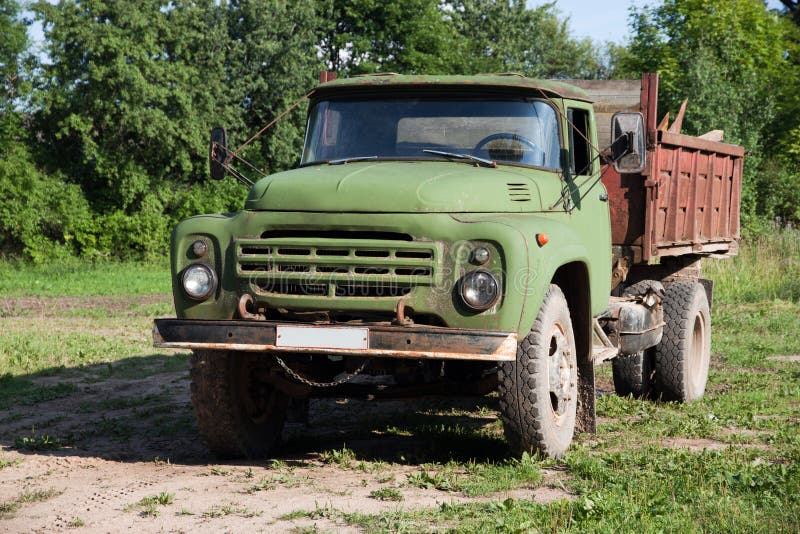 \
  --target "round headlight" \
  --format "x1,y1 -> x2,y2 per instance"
460,270 -> 500,311
182,264 -> 217,300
